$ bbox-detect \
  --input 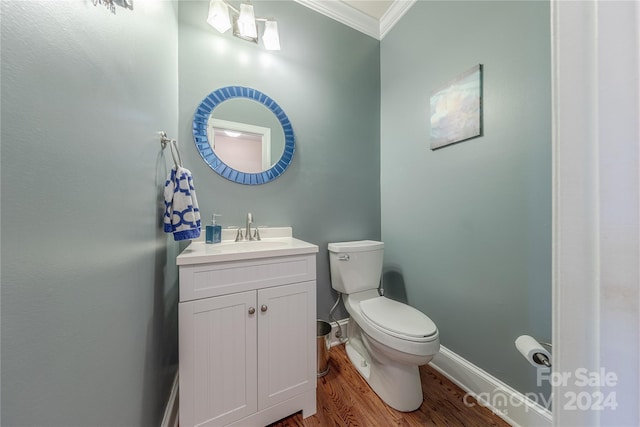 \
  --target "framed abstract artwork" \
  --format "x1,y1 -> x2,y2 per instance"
430,64 -> 483,150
